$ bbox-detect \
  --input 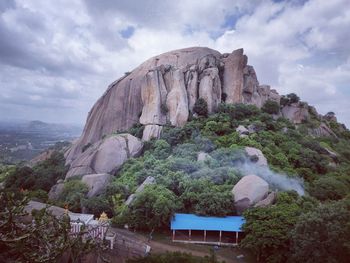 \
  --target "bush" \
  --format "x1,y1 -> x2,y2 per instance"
82,143 -> 92,153
82,195 -> 113,218
309,176 -> 348,201
153,139 -> 171,159
193,98 -> 208,117
290,200 -> 350,263
127,185 -> 180,230
262,100 -> 280,114
128,123 -> 144,139
218,103 -> 260,120
287,93 -> 300,104
58,180 -> 89,212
